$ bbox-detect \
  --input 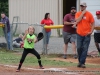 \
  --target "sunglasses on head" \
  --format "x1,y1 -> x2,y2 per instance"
80,5 -> 85,7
